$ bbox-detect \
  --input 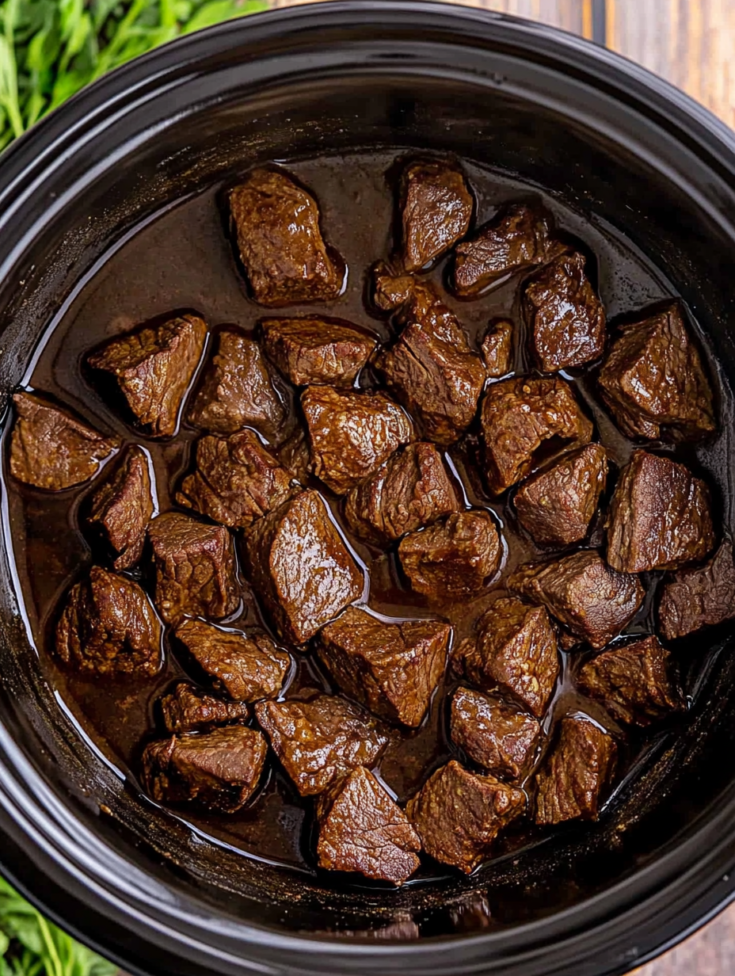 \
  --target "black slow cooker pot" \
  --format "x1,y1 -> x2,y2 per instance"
1,3 -> 735,973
